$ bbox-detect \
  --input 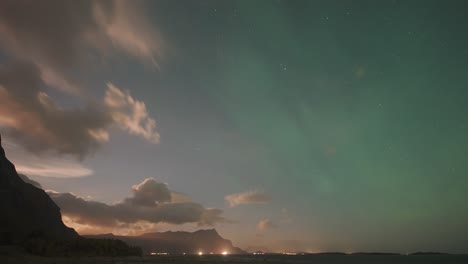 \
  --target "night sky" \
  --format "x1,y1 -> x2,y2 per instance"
1,0 -> 468,253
